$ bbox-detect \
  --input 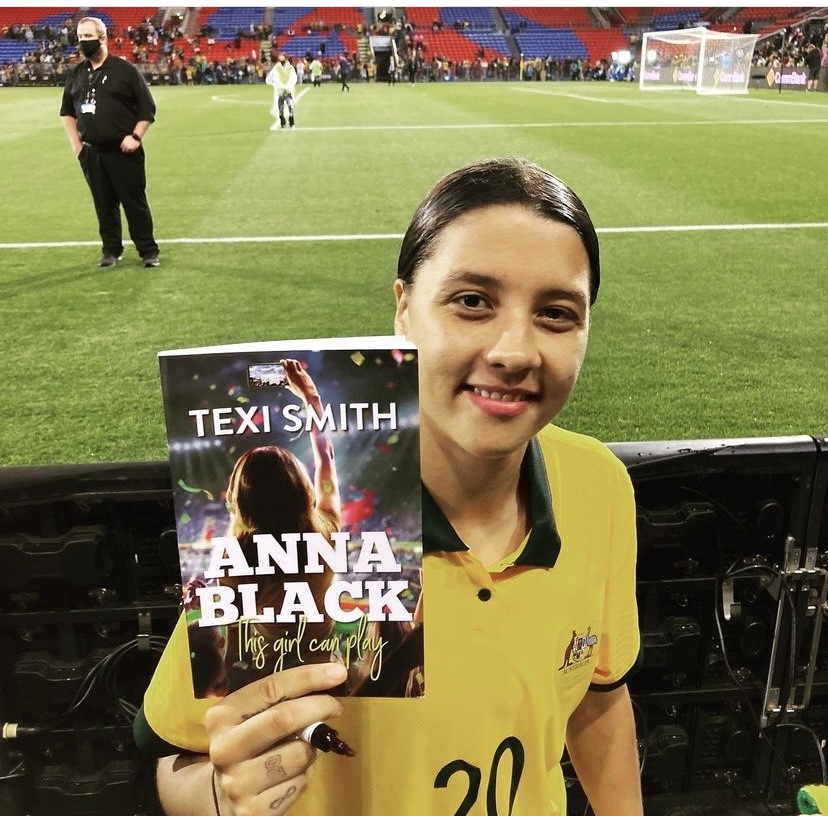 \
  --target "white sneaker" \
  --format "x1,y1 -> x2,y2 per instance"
269,122 -> 281,131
